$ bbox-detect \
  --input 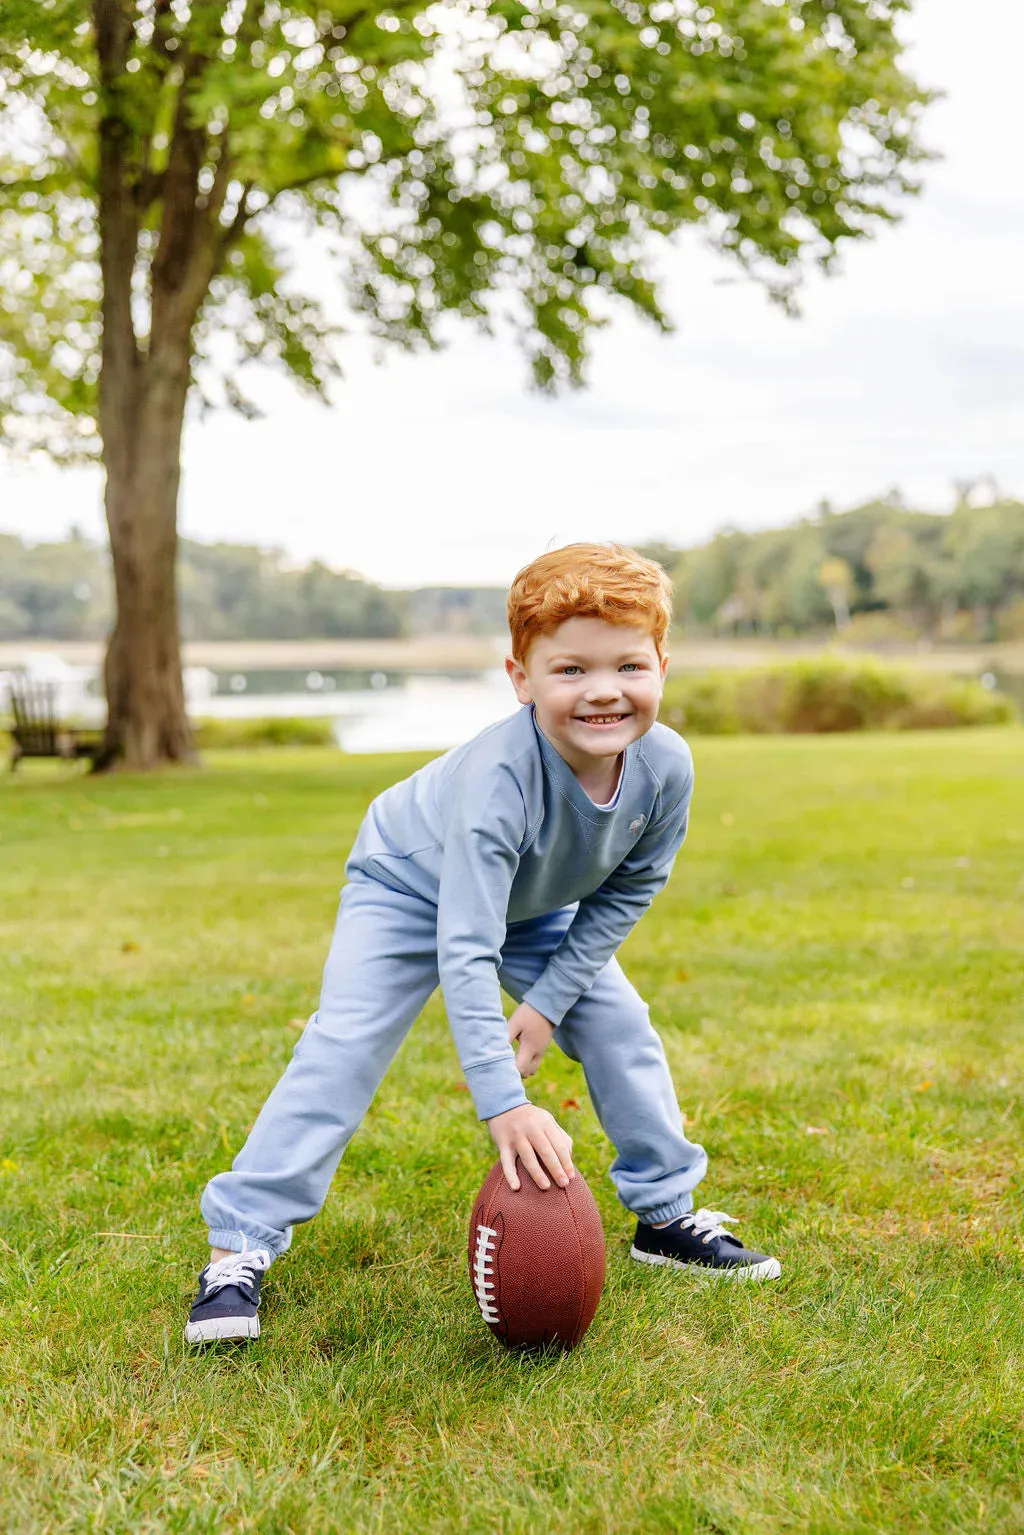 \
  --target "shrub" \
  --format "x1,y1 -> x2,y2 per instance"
660,658 -> 1018,736
842,611 -> 923,645
659,672 -> 744,735
997,600 -> 1024,641
191,716 -> 337,750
